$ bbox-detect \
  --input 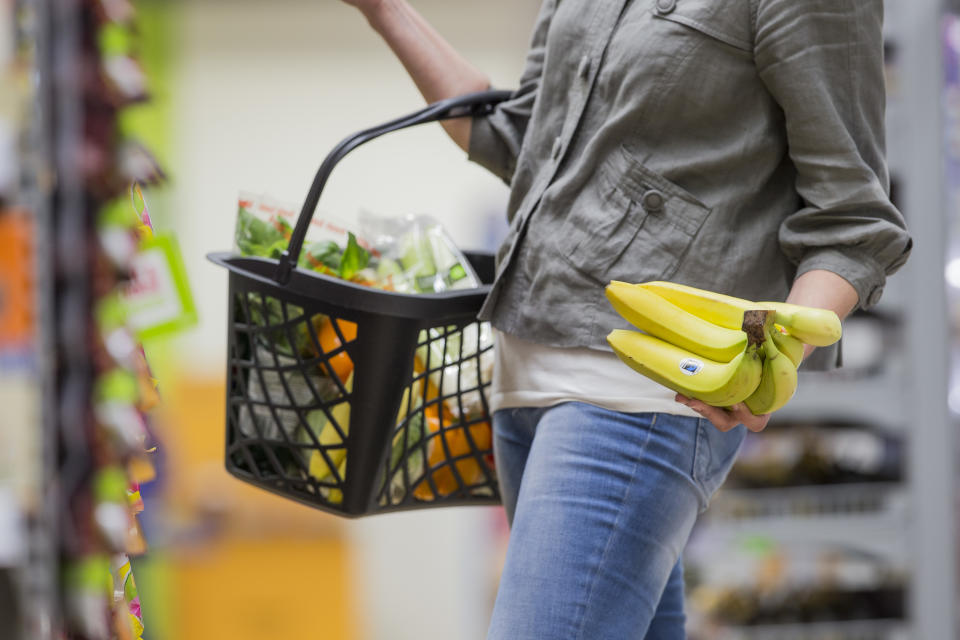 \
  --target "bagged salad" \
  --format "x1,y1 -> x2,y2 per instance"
233,193 -> 495,504
234,193 -> 483,292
